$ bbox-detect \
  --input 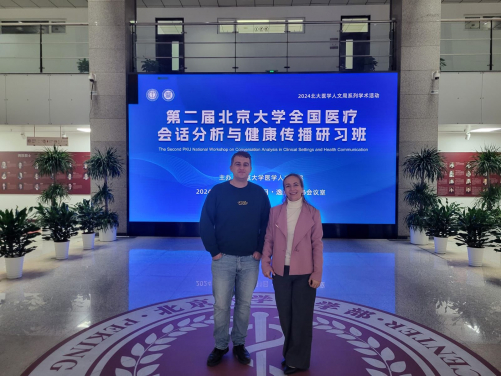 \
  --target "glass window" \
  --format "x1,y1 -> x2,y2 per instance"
464,15 -> 501,31
1,21 -> 50,34
342,18 -> 369,33
157,20 -> 183,35
218,19 -> 303,34
51,21 -> 66,34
